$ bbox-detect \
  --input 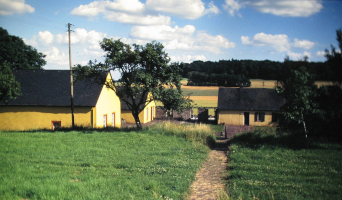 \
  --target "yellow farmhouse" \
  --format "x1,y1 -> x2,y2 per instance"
0,70 -> 121,131
216,88 -> 284,126
121,91 -> 156,124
